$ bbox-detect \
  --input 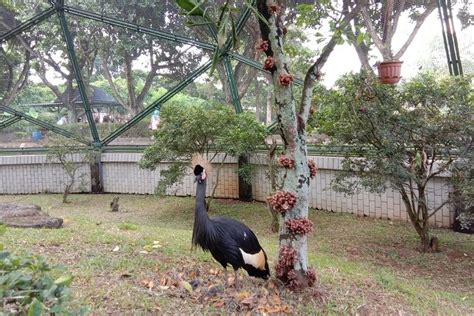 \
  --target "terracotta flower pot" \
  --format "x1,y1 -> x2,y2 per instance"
377,60 -> 403,84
